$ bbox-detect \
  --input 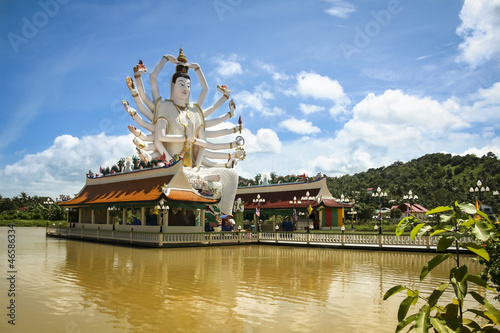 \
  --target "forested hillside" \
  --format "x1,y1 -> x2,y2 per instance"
326,152 -> 500,219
